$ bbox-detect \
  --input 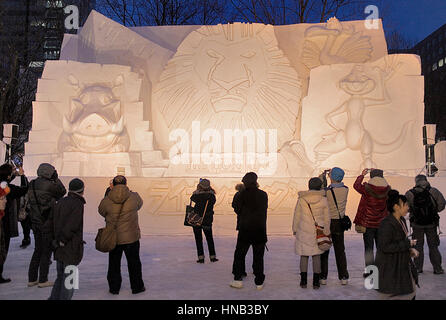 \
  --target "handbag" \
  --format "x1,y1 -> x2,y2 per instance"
18,196 -> 28,222
184,199 -> 209,227
305,201 -> 332,251
95,203 -> 124,253
329,187 -> 352,231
